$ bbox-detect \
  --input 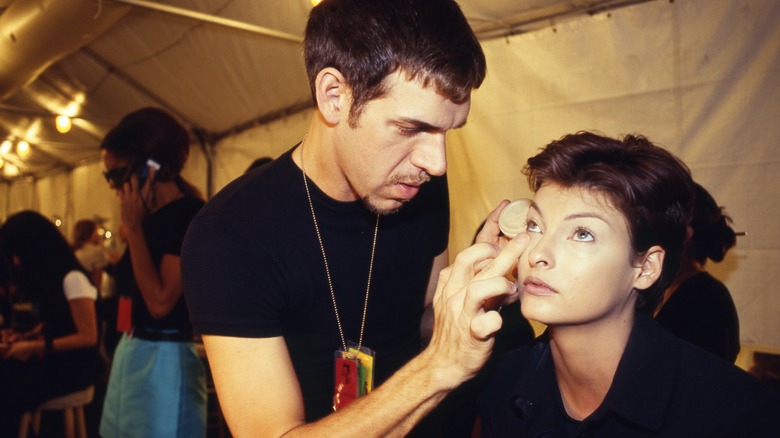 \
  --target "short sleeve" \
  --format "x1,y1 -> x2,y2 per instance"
63,270 -> 98,301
